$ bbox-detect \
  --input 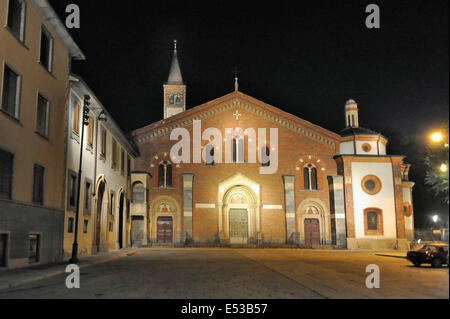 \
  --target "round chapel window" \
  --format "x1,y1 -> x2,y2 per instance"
361,175 -> 382,195
362,143 -> 372,153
